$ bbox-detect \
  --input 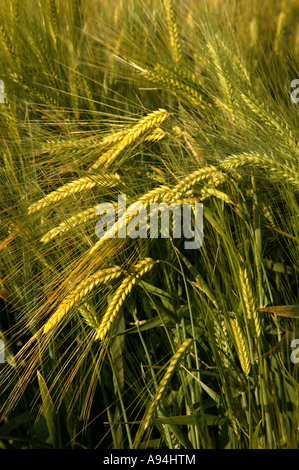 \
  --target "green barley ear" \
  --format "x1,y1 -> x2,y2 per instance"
136,338 -> 193,442
141,67 -> 203,107
162,0 -> 182,64
239,267 -> 261,338
230,318 -> 250,376
214,319 -> 231,368
46,0 -> 58,44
